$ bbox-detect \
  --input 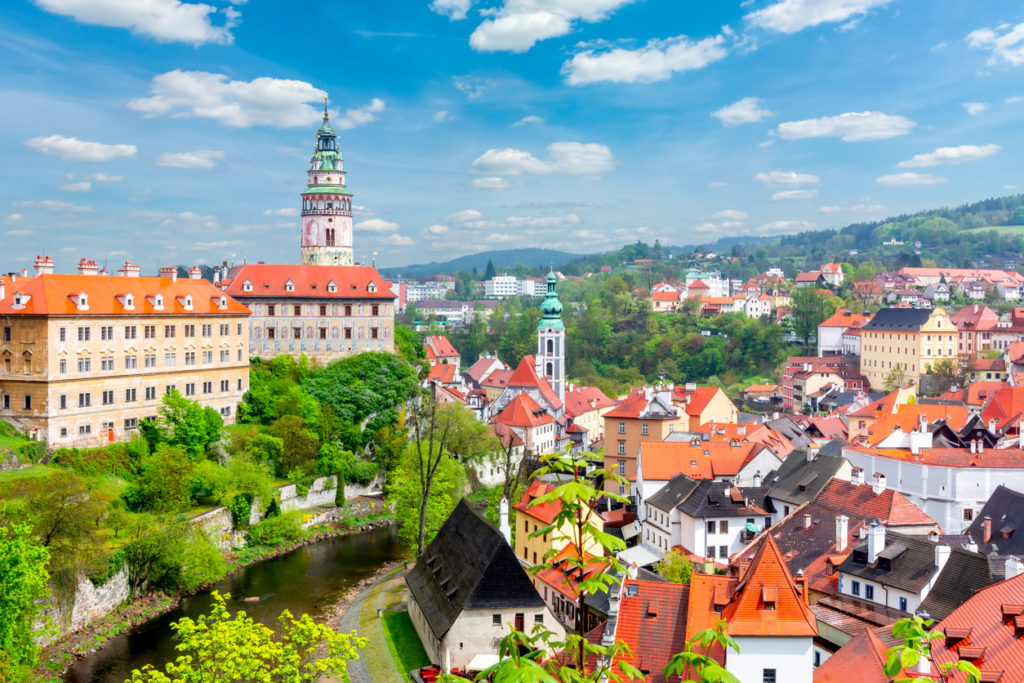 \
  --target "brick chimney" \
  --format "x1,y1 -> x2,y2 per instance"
77,258 -> 99,275
117,261 -> 141,278
984,516 -> 992,544
188,265 -> 202,280
33,255 -> 54,275
159,265 -> 178,282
